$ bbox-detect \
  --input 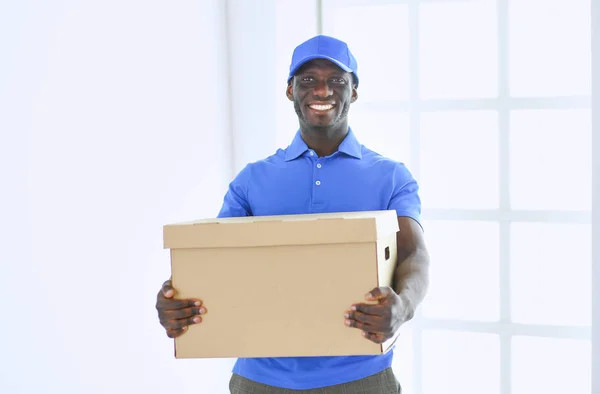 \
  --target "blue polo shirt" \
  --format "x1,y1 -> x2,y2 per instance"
216,127 -> 421,390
